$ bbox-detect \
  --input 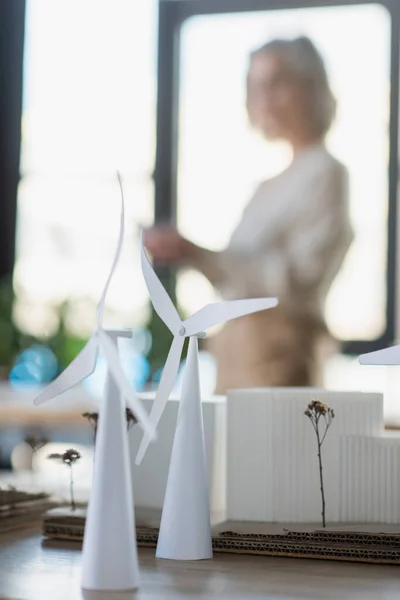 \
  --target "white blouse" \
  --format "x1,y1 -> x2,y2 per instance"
195,144 -> 354,320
